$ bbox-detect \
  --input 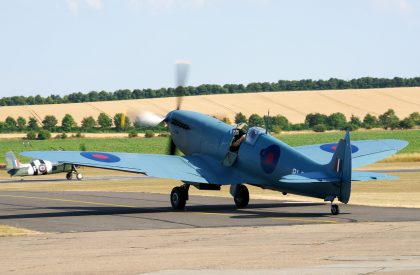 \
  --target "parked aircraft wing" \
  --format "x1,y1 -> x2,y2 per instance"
20,151 -> 246,185
293,139 -> 408,168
